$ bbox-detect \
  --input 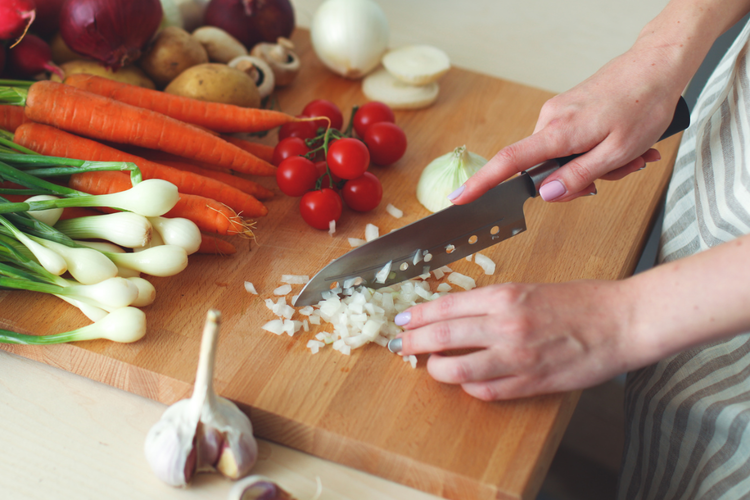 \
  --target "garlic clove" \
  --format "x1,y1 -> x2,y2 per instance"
144,400 -> 200,487
228,475 -> 297,500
